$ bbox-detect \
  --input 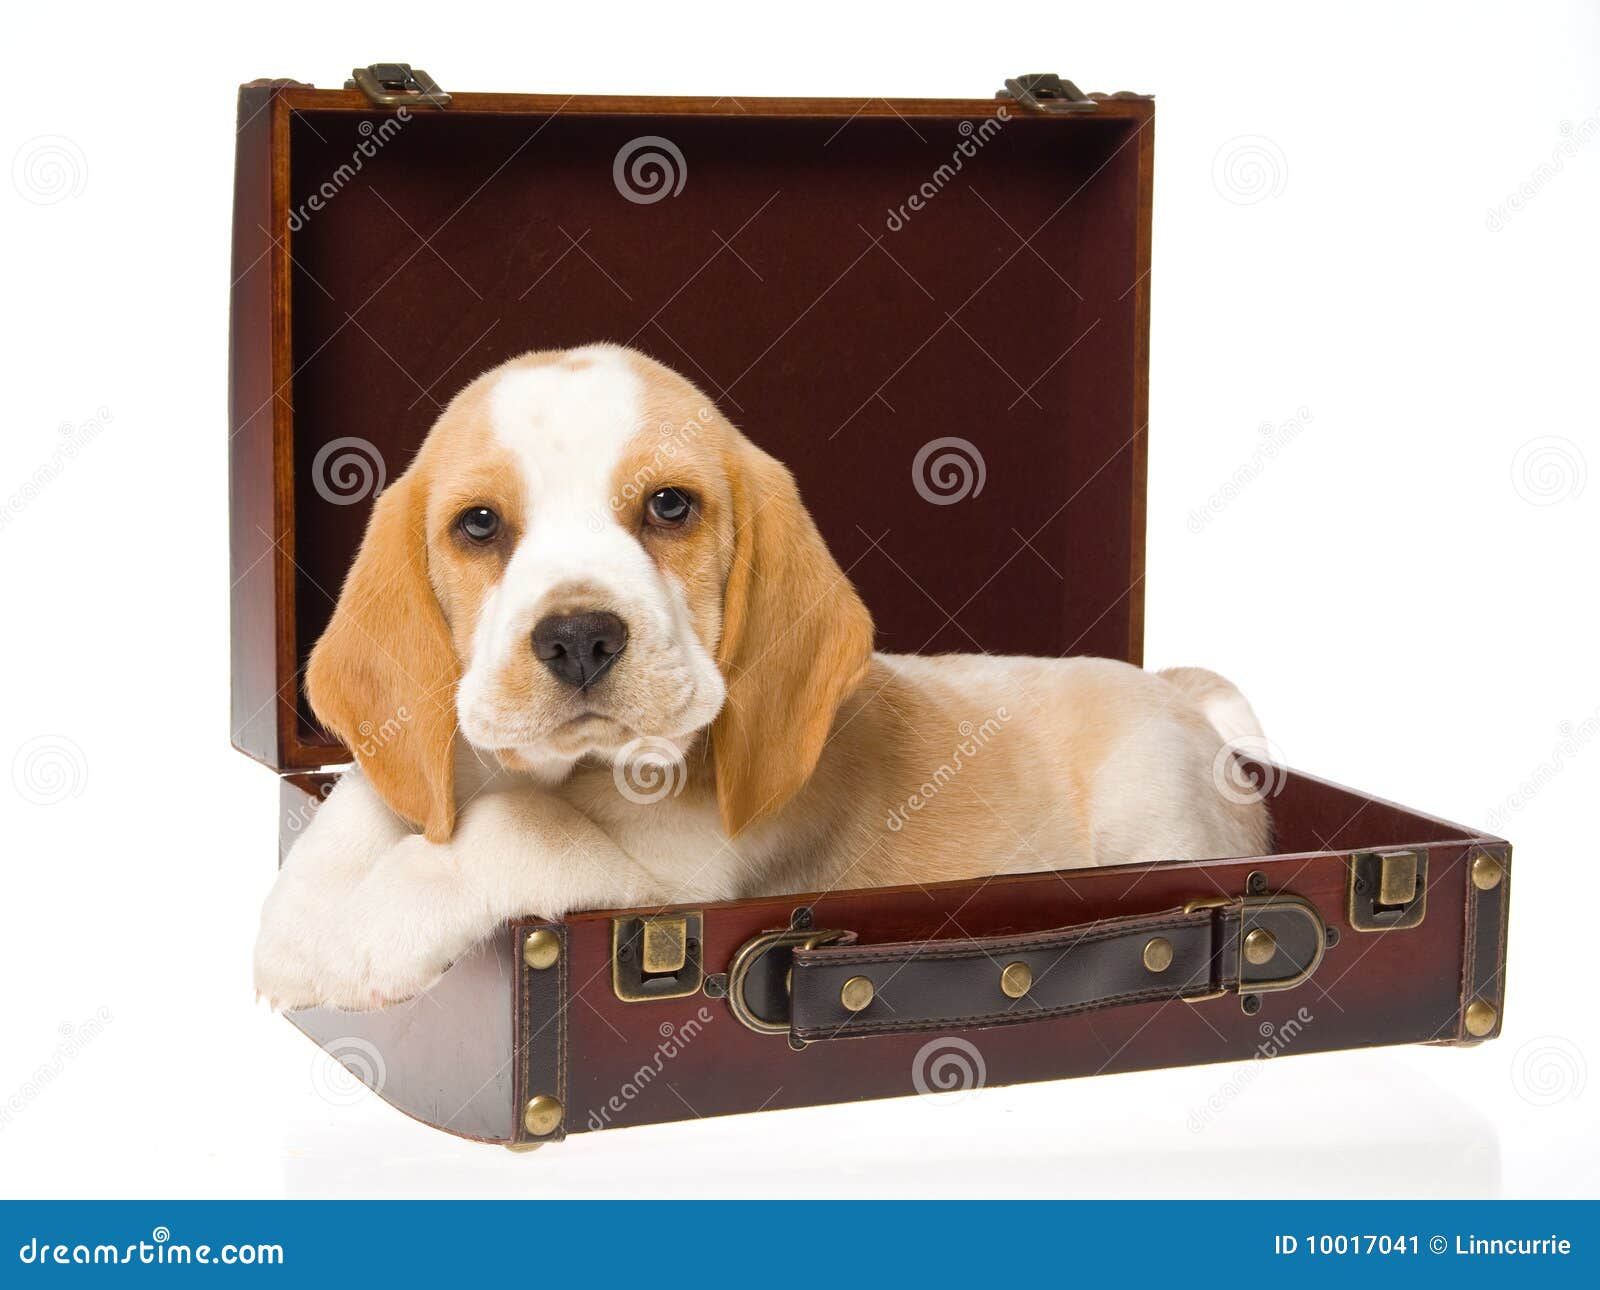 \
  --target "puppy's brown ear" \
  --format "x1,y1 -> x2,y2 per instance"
712,441 -> 874,837
305,469 -> 460,841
